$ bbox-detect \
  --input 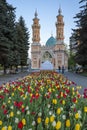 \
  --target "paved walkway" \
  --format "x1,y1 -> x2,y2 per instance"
64,71 -> 87,94
0,72 -> 29,85
0,71 -> 87,95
